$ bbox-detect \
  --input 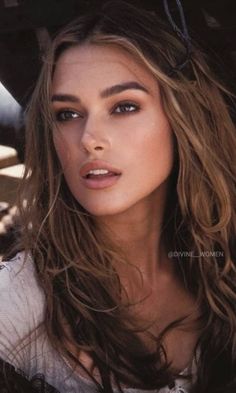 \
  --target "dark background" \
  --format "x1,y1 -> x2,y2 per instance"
0,0 -> 236,105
